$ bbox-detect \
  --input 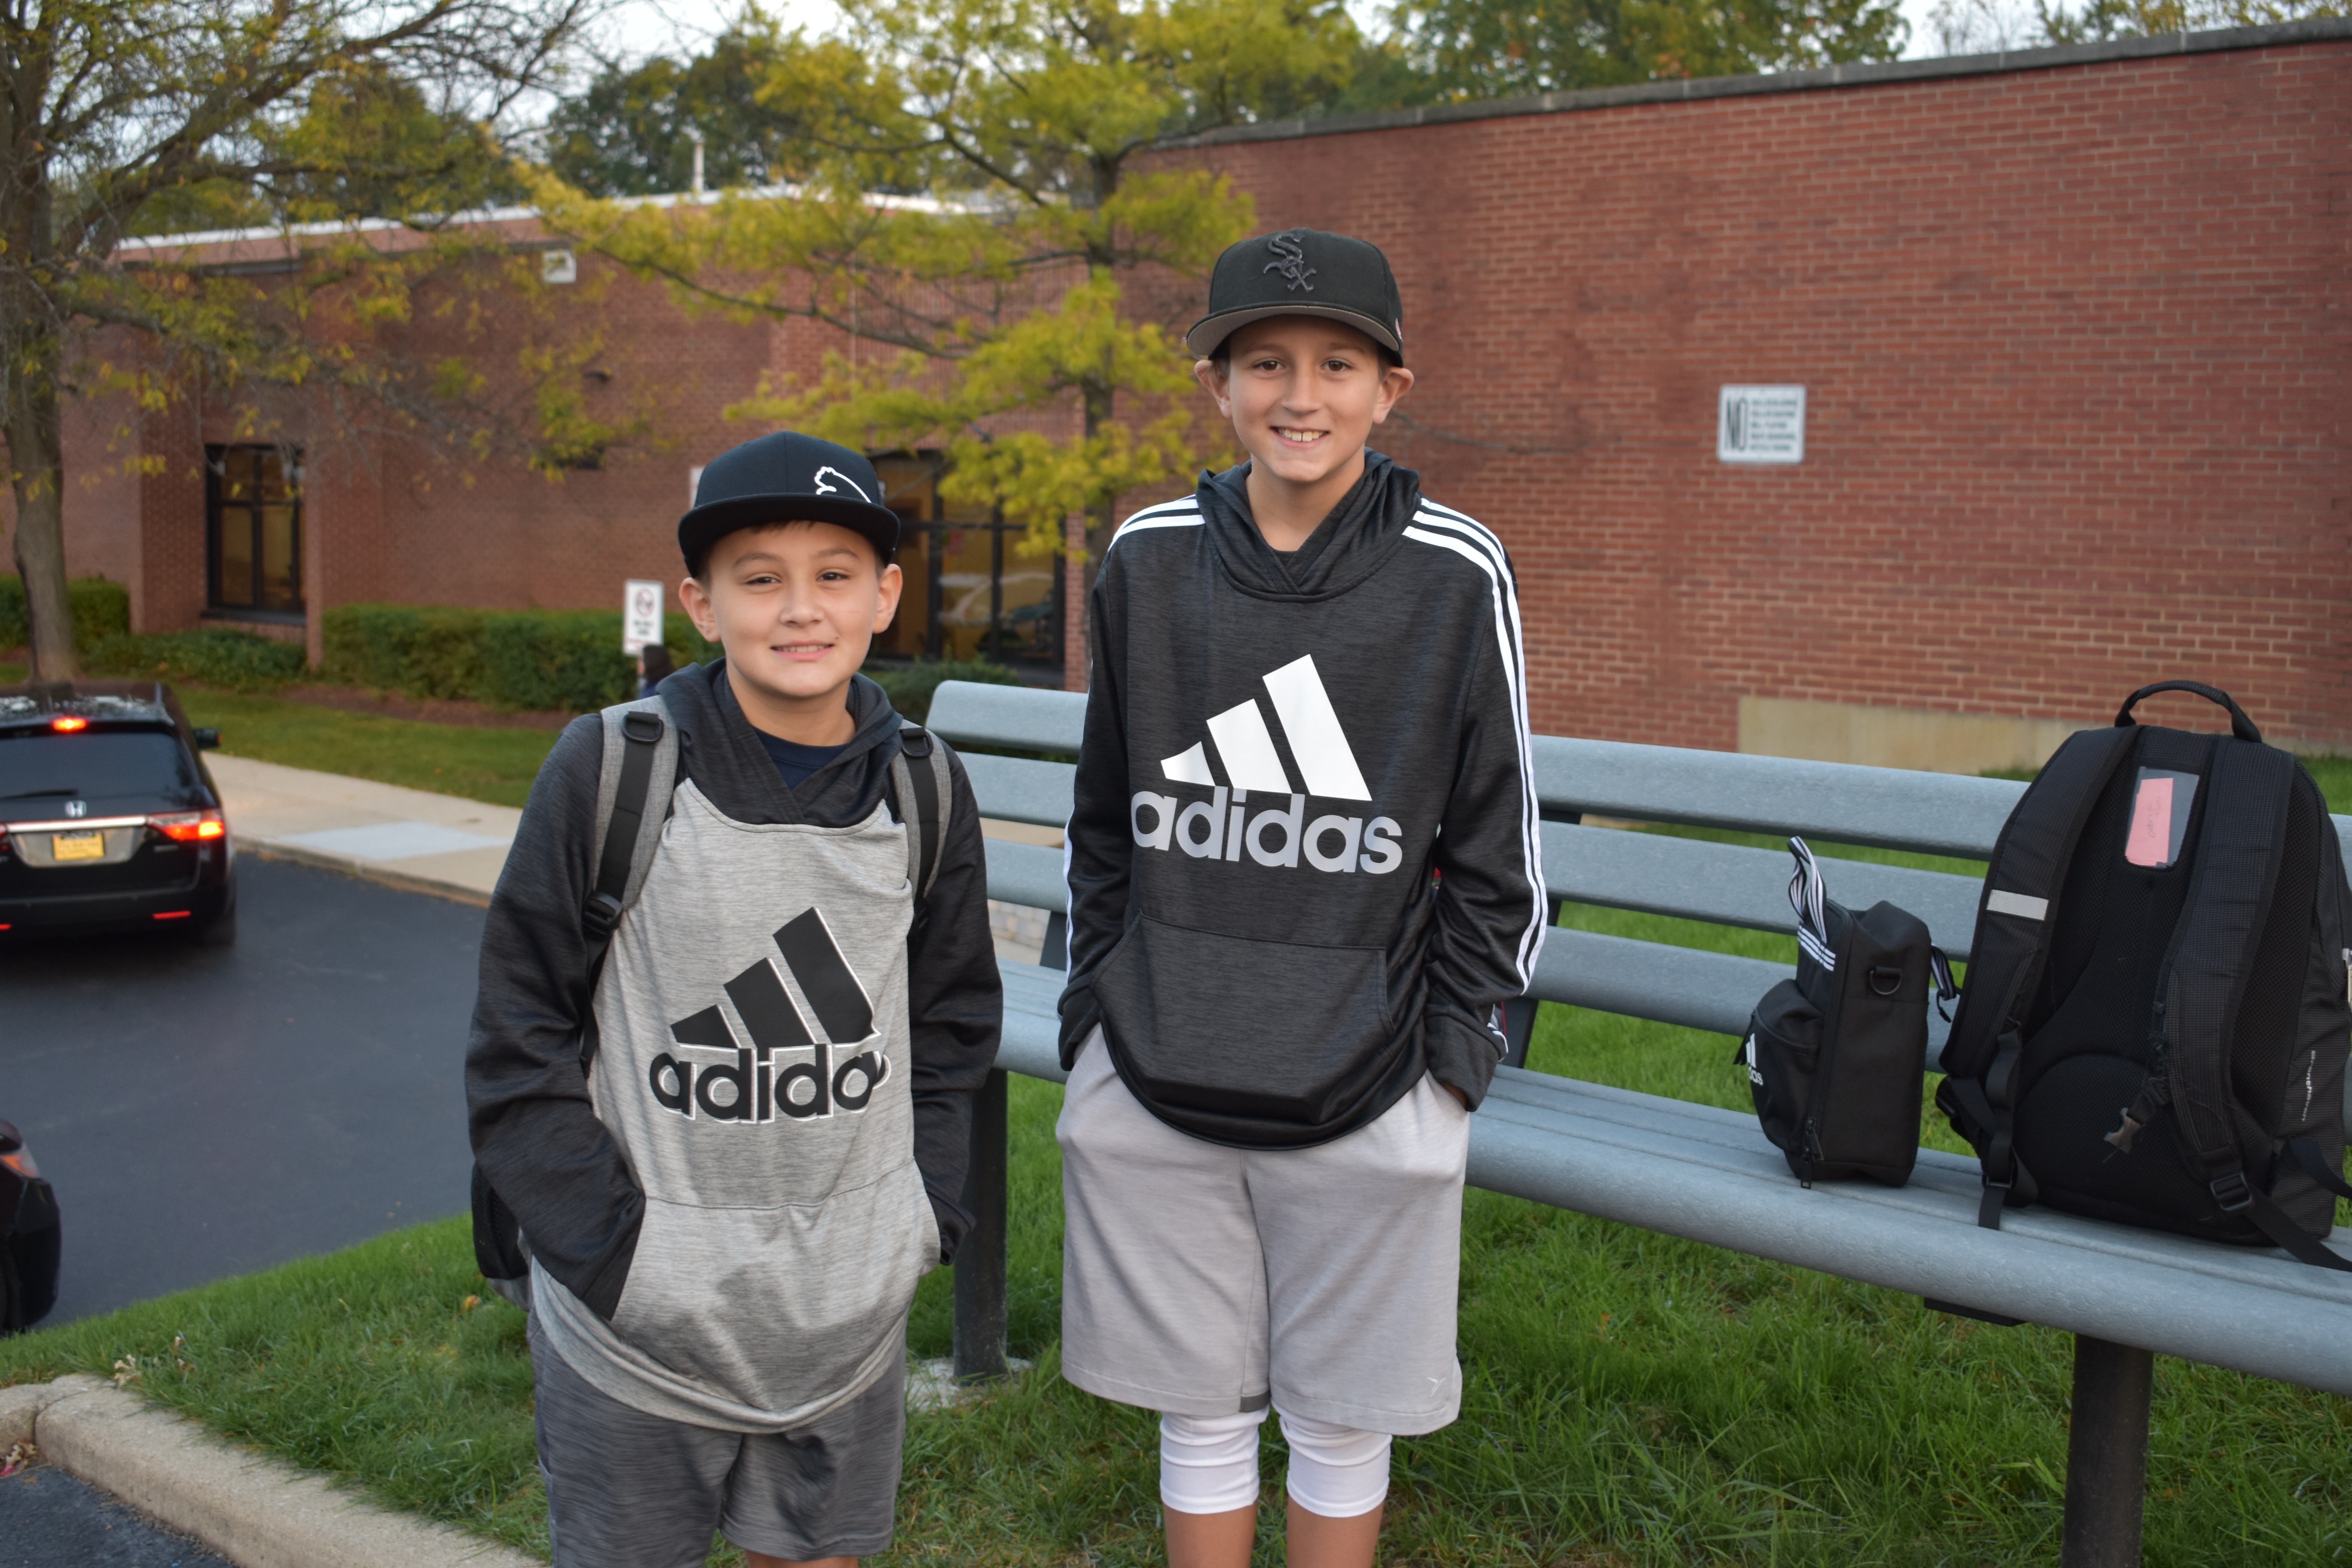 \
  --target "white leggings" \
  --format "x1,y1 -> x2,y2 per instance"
1159,1407 -> 1392,1519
